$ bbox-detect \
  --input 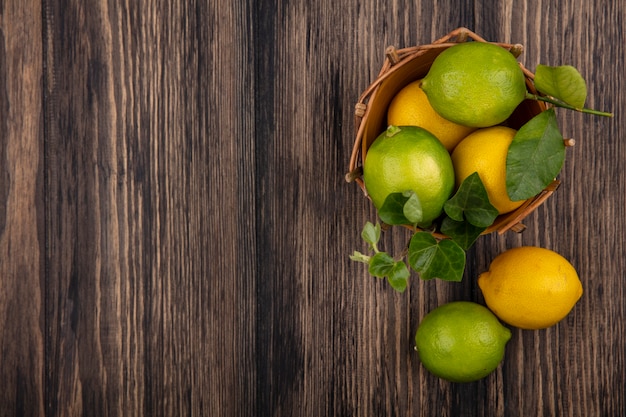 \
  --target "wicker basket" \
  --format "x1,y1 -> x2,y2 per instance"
347,27 -> 562,235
